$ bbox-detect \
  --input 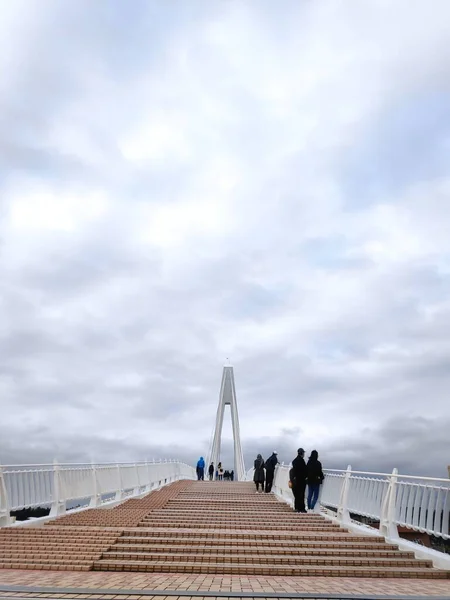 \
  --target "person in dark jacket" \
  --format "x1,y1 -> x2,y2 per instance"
264,451 -> 279,493
307,450 -> 324,510
208,463 -> 214,481
196,457 -> 205,480
290,448 -> 307,512
253,454 -> 265,493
